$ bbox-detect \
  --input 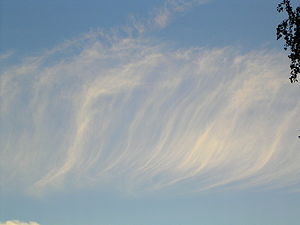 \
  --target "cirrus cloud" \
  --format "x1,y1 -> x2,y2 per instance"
0,30 -> 299,195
